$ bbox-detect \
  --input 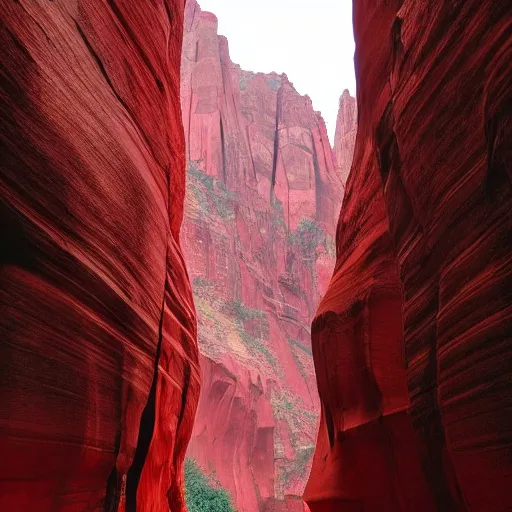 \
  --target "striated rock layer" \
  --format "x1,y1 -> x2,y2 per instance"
180,2 -> 348,511
305,1 -> 512,511
0,1 -> 200,511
